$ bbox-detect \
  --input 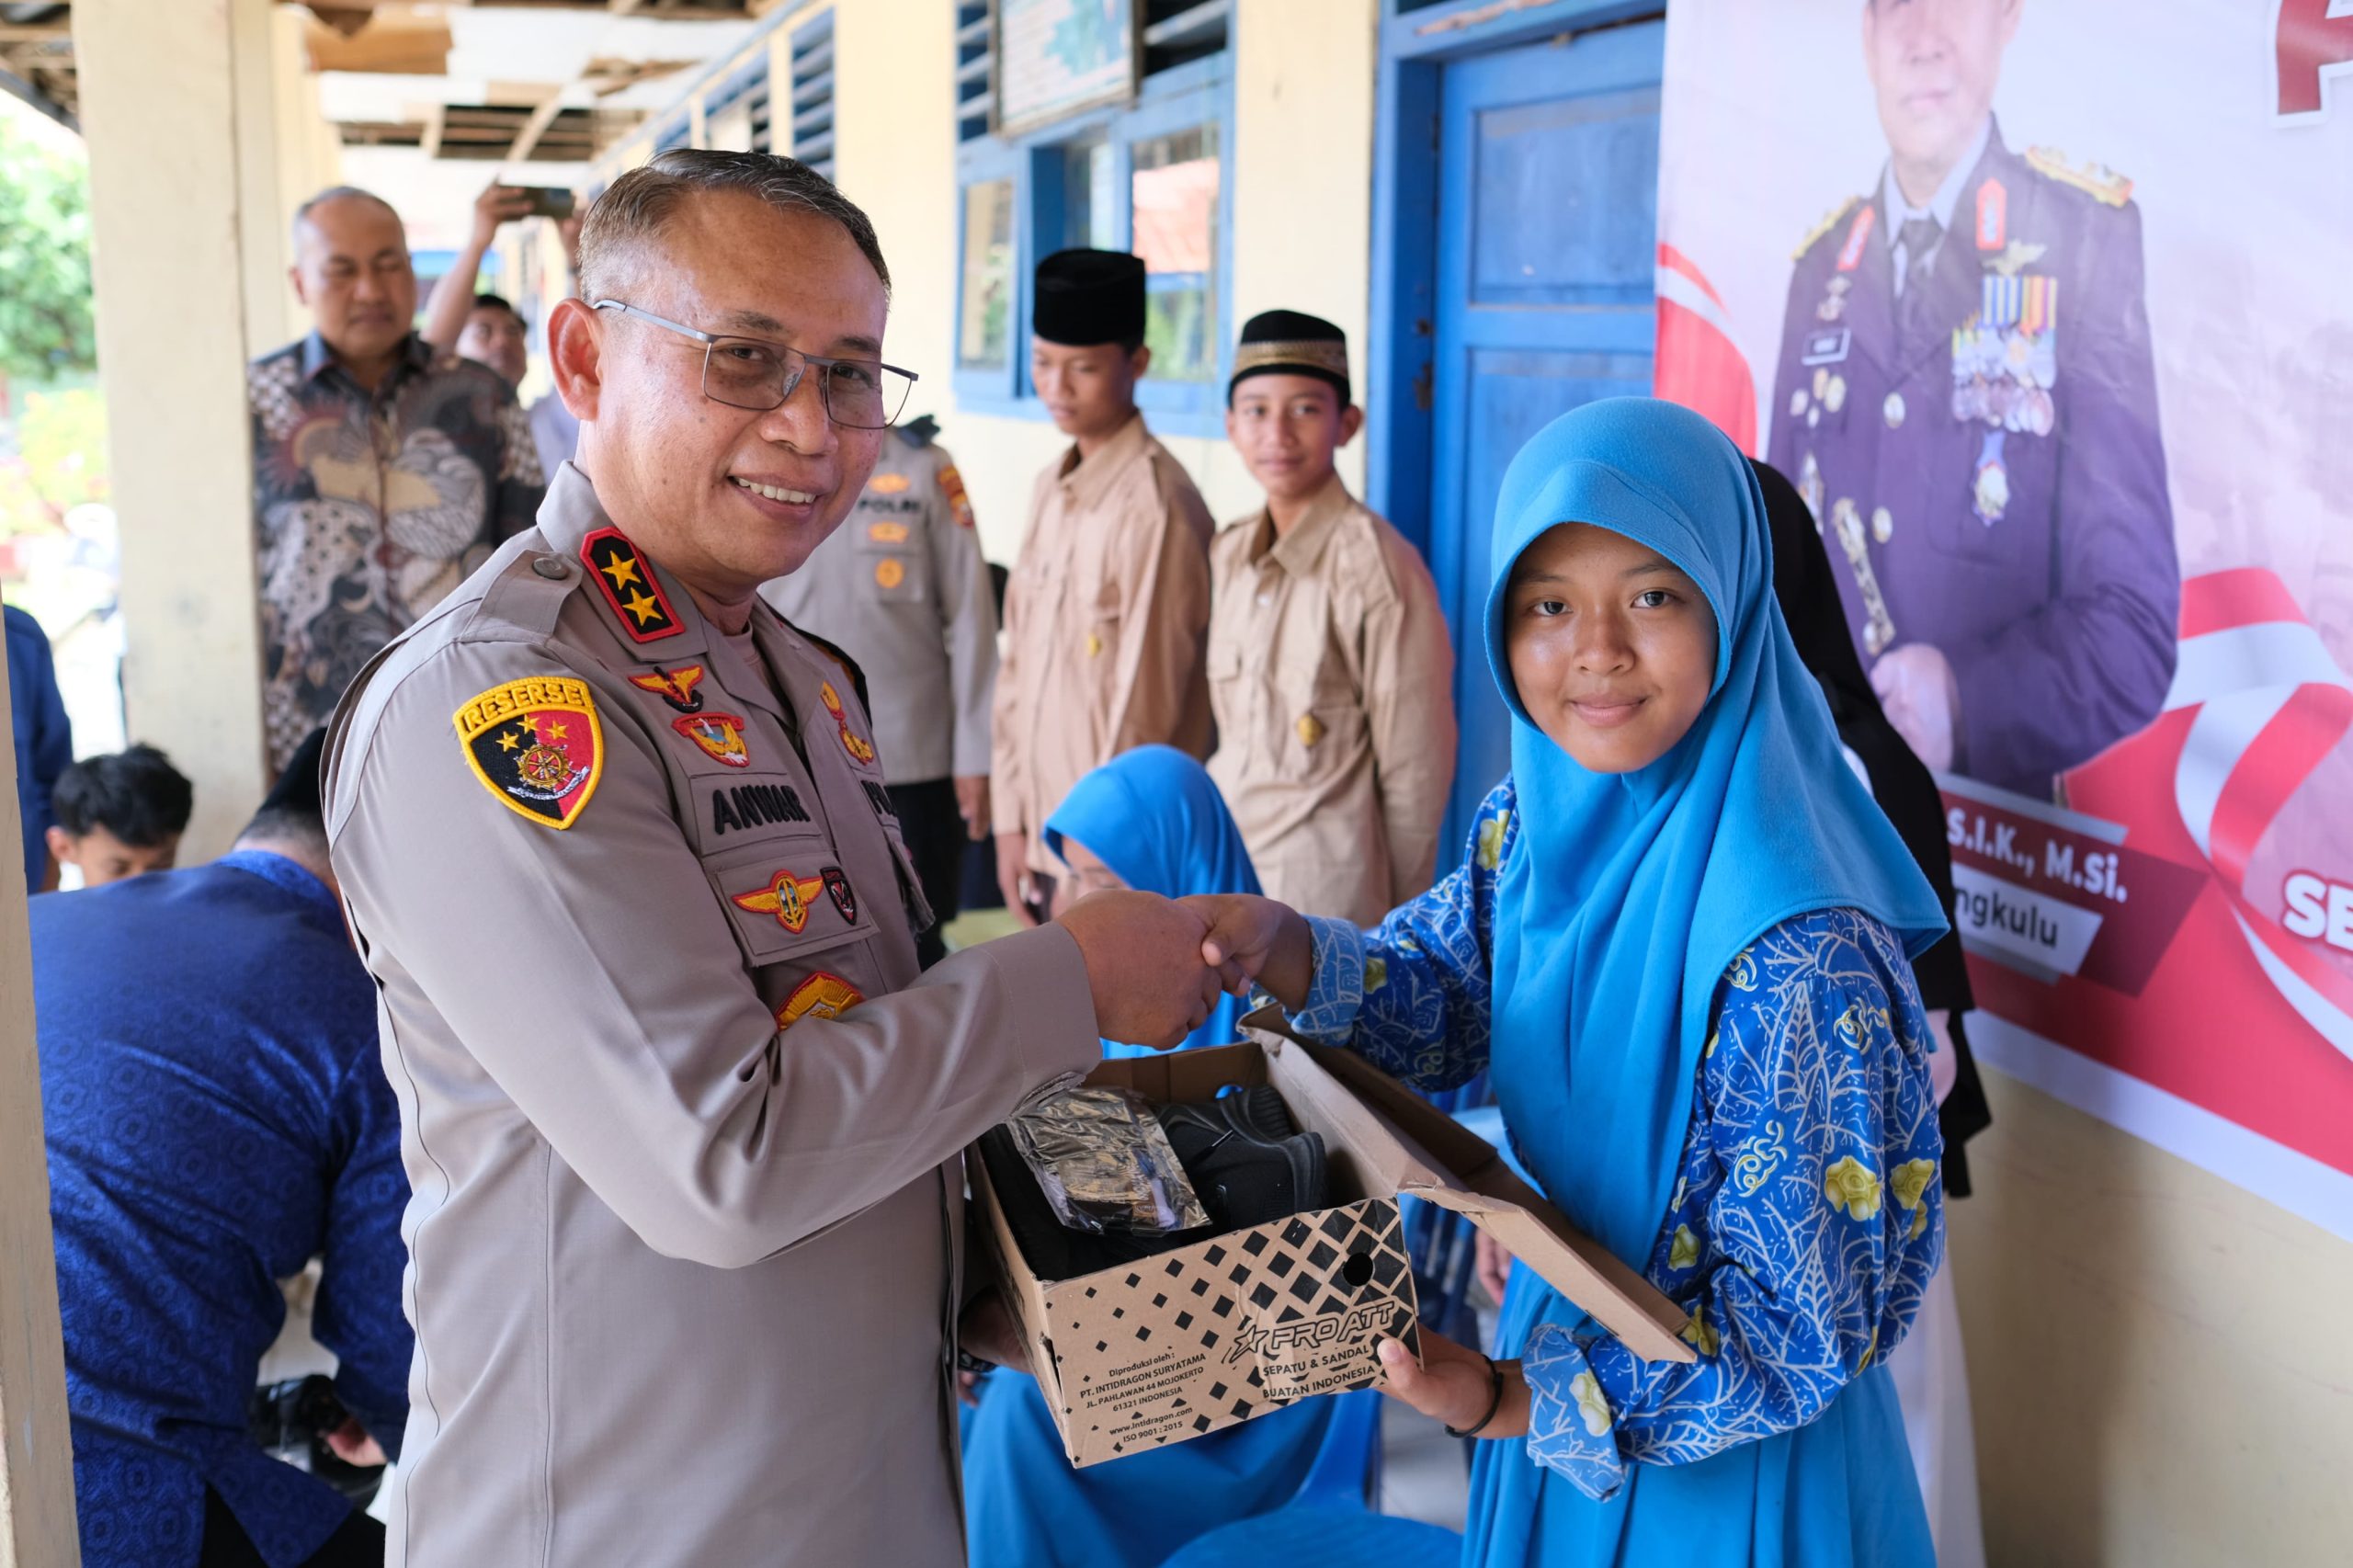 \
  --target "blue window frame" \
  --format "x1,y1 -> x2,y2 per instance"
952,1 -> 1236,437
